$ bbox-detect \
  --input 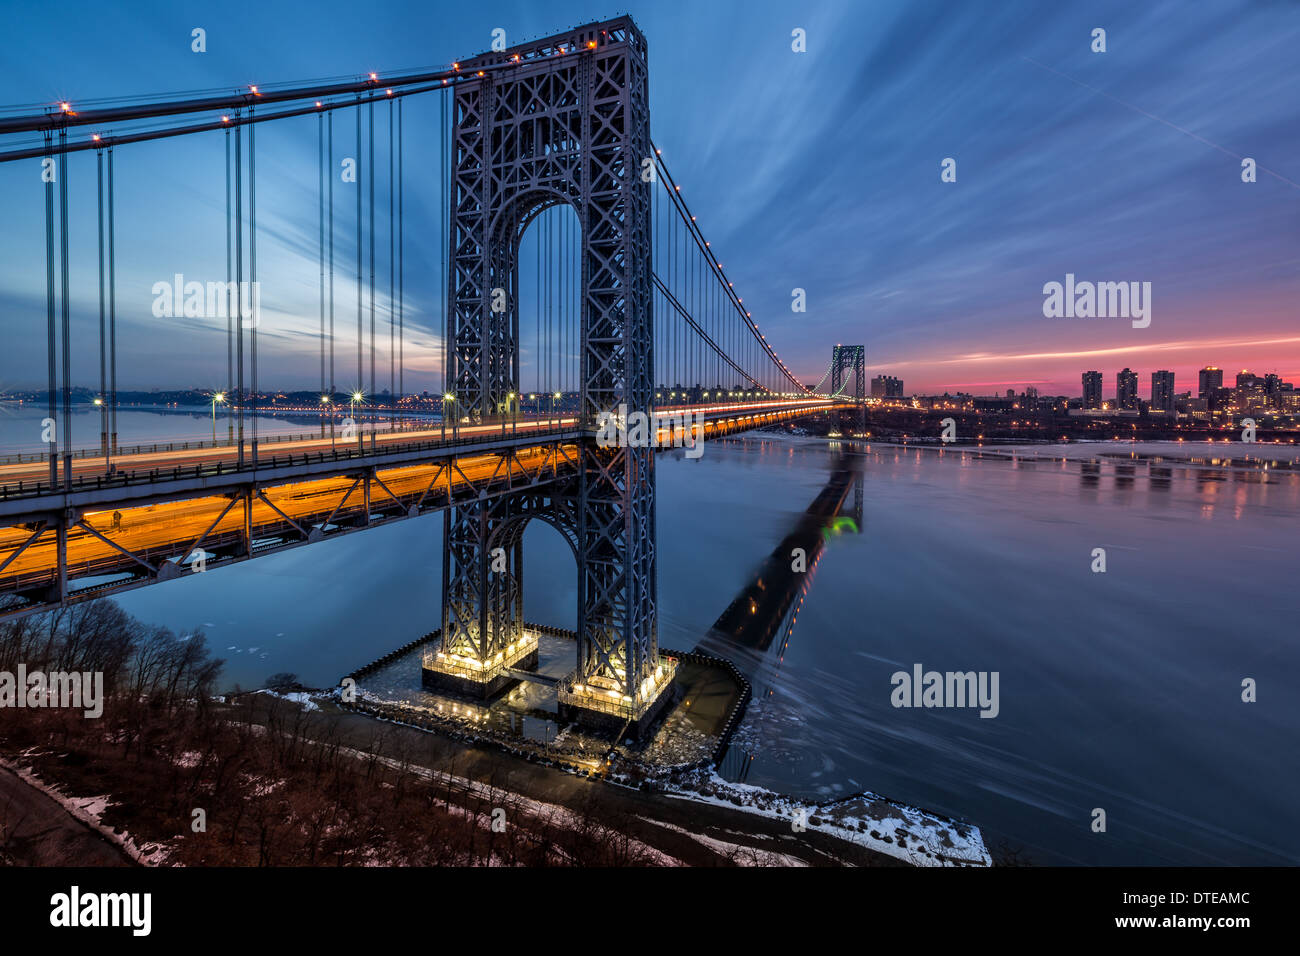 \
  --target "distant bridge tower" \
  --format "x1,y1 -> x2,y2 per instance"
433,18 -> 671,735
830,345 -> 865,402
